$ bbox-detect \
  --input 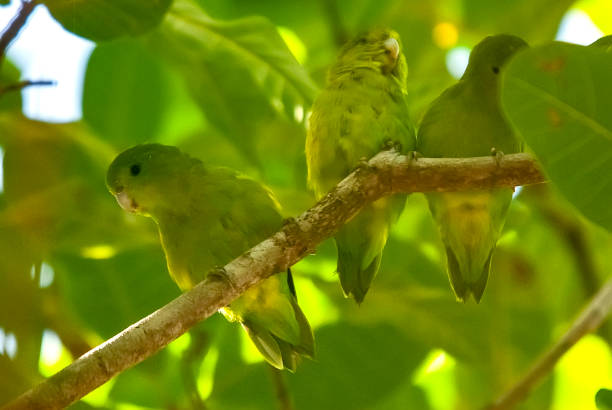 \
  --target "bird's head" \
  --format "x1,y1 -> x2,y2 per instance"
462,34 -> 528,82
106,144 -> 199,218
332,28 -> 407,84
